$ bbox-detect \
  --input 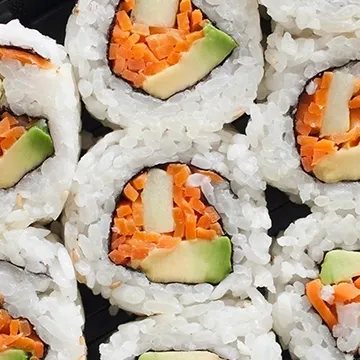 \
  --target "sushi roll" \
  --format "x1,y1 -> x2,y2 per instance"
0,20 -> 80,229
0,227 -> 86,360
63,129 -> 273,315
100,291 -> 282,360
272,211 -> 360,359
247,26 -> 360,213
259,0 -> 360,36
65,0 -> 263,132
